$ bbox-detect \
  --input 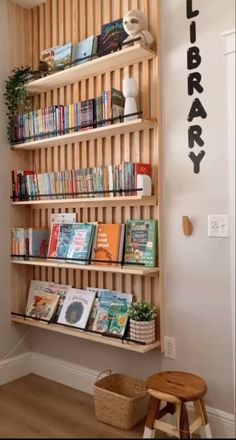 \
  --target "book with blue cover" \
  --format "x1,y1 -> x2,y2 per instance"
55,223 -> 74,259
54,42 -> 72,69
92,290 -> 133,336
100,18 -> 128,54
72,35 -> 98,65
